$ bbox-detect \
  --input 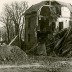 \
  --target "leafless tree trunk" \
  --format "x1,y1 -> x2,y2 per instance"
0,1 -> 28,46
